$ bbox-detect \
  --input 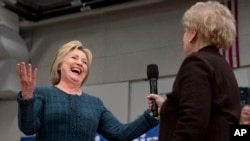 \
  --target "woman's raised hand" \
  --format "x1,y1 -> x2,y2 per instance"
17,62 -> 38,100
